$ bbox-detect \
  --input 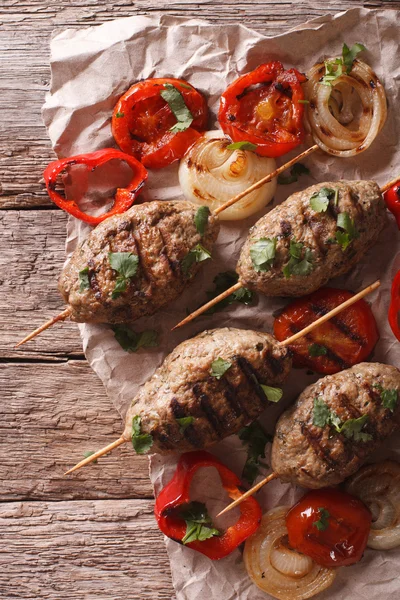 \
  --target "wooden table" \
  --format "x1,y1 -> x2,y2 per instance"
0,1 -> 397,597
